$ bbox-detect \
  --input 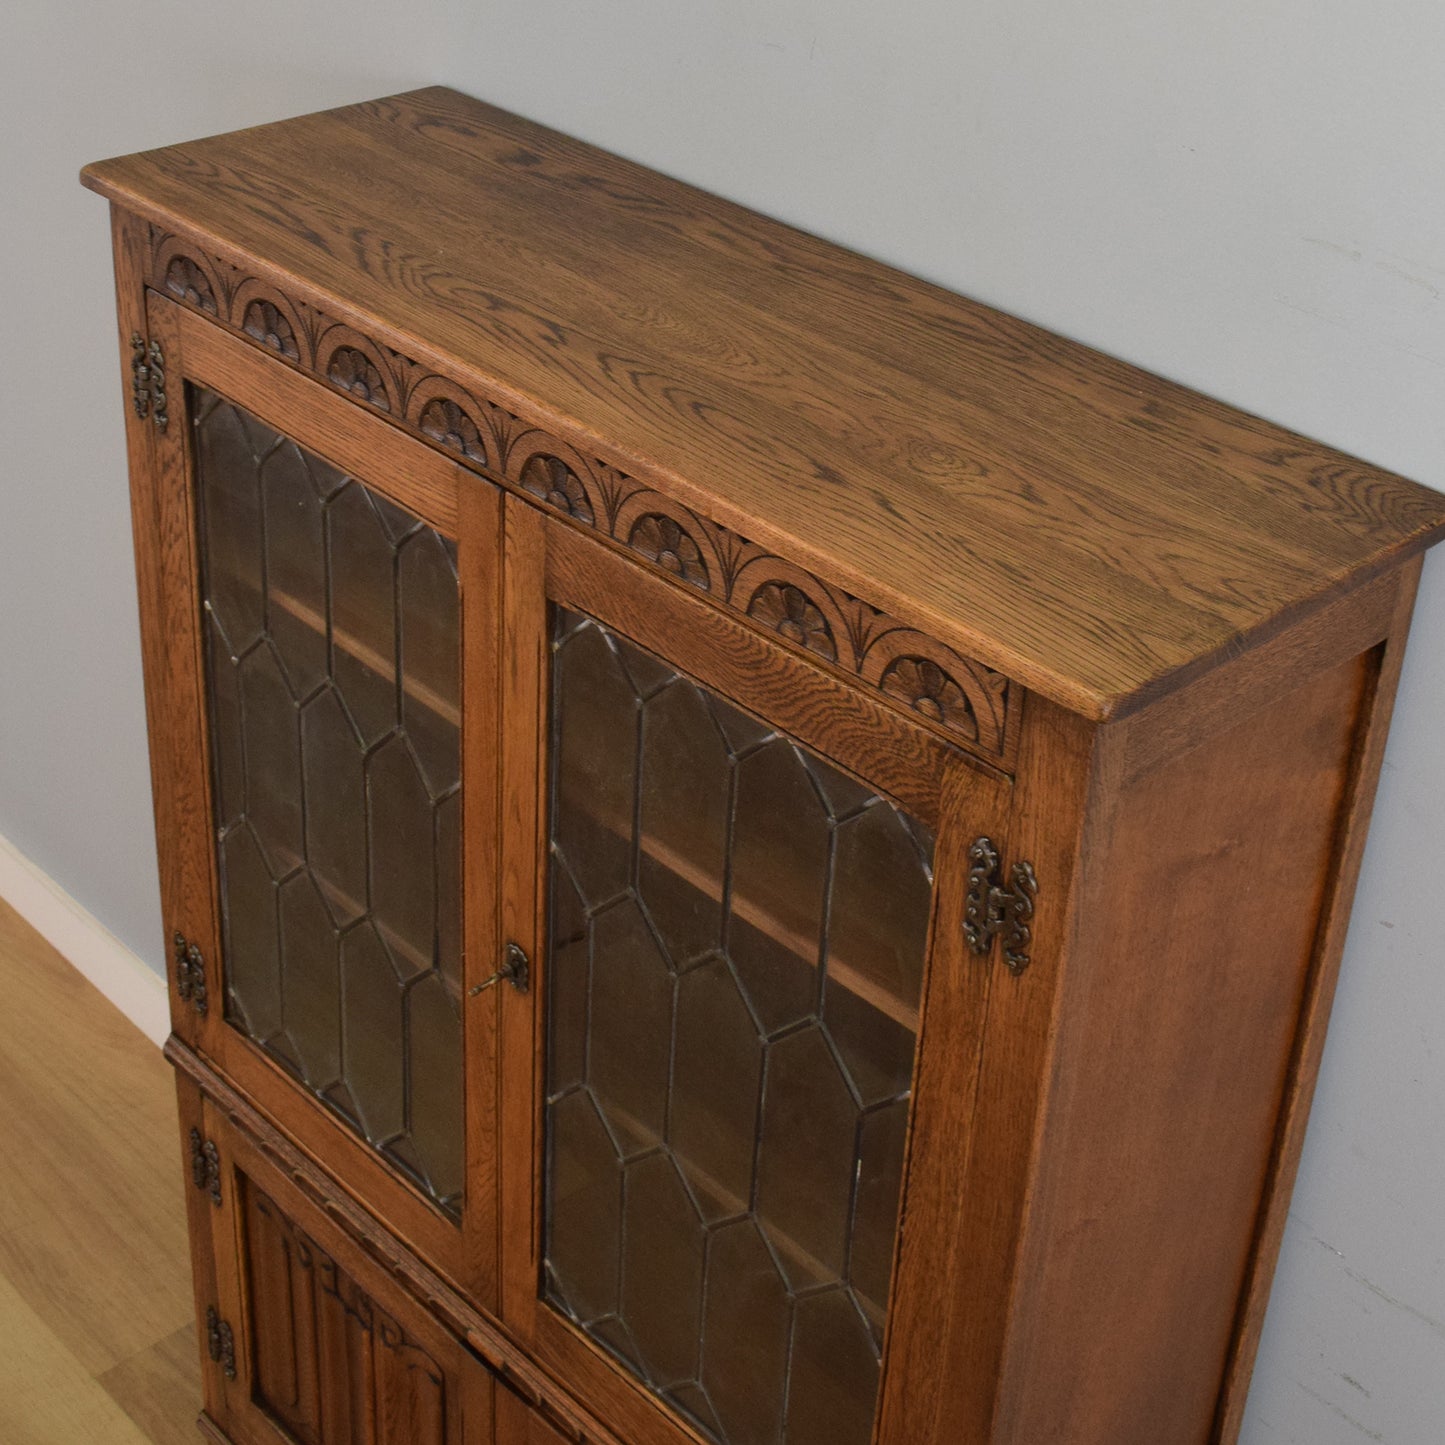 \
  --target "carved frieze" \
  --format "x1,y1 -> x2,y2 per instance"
145,230 -> 1016,762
